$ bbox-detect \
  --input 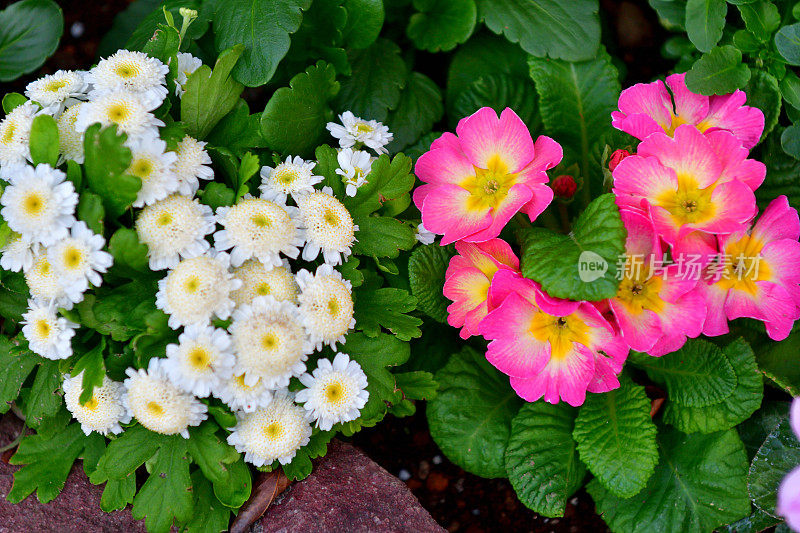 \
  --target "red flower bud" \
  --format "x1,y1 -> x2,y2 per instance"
552,175 -> 577,199
608,149 -> 631,172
